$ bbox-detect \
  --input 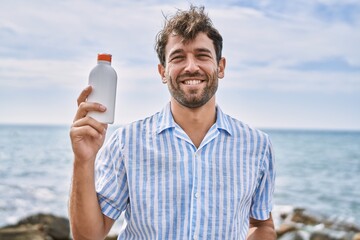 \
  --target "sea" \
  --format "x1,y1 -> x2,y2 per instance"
0,124 -> 359,229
